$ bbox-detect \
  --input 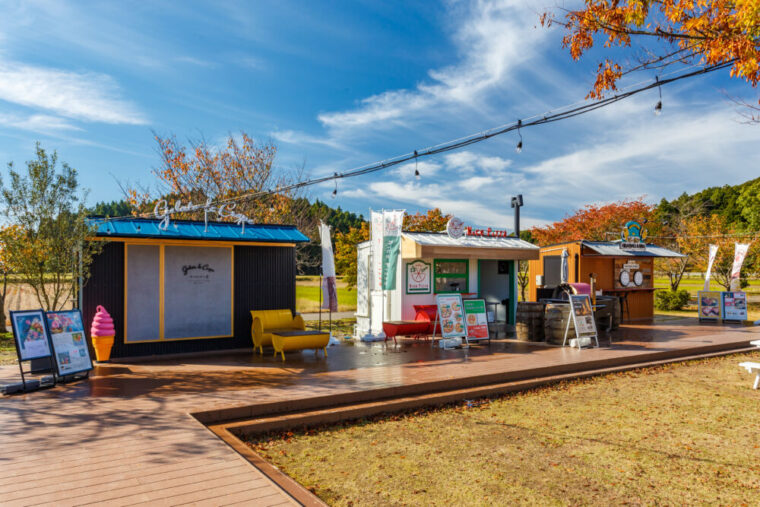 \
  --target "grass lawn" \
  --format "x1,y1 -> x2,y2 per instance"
654,276 -> 760,295
248,352 -> 760,505
0,332 -> 17,365
304,318 -> 356,340
296,276 -> 357,313
655,302 -> 760,322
